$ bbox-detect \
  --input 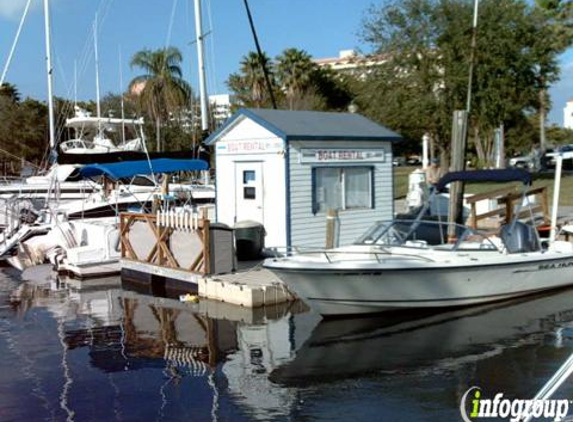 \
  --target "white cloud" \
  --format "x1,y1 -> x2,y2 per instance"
0,0 -> 39,21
